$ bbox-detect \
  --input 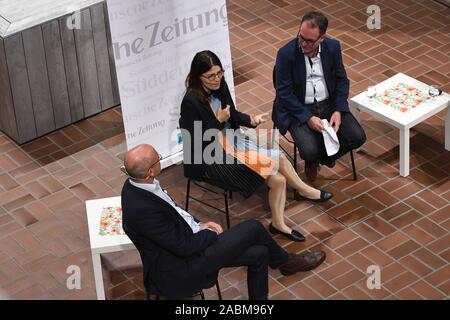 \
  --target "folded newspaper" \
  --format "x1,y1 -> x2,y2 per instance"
321,119 -> 340,156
